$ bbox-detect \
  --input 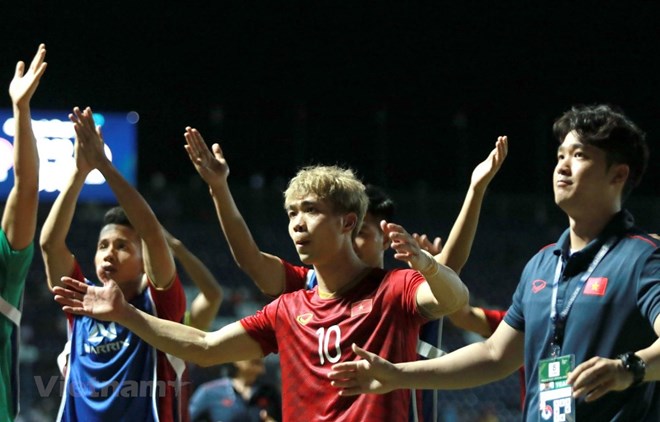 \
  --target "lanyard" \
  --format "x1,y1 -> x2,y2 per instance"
549,236 -> 616,357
